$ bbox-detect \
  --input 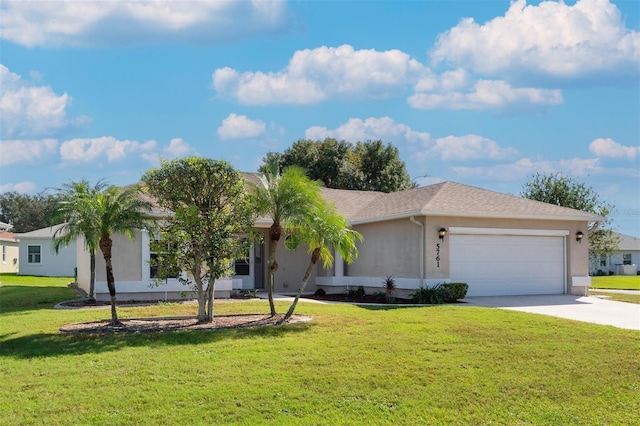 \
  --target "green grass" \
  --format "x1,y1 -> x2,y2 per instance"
1,274 -> 639,425
589,290 -> 640,304
591,275 -> 640,290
